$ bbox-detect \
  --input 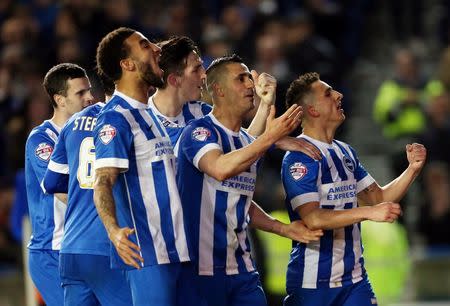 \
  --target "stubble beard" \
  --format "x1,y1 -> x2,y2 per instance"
137,61 -> 164,88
